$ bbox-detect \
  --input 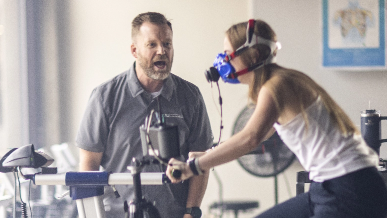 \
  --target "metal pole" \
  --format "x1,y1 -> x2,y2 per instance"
274,175 -> 278,205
